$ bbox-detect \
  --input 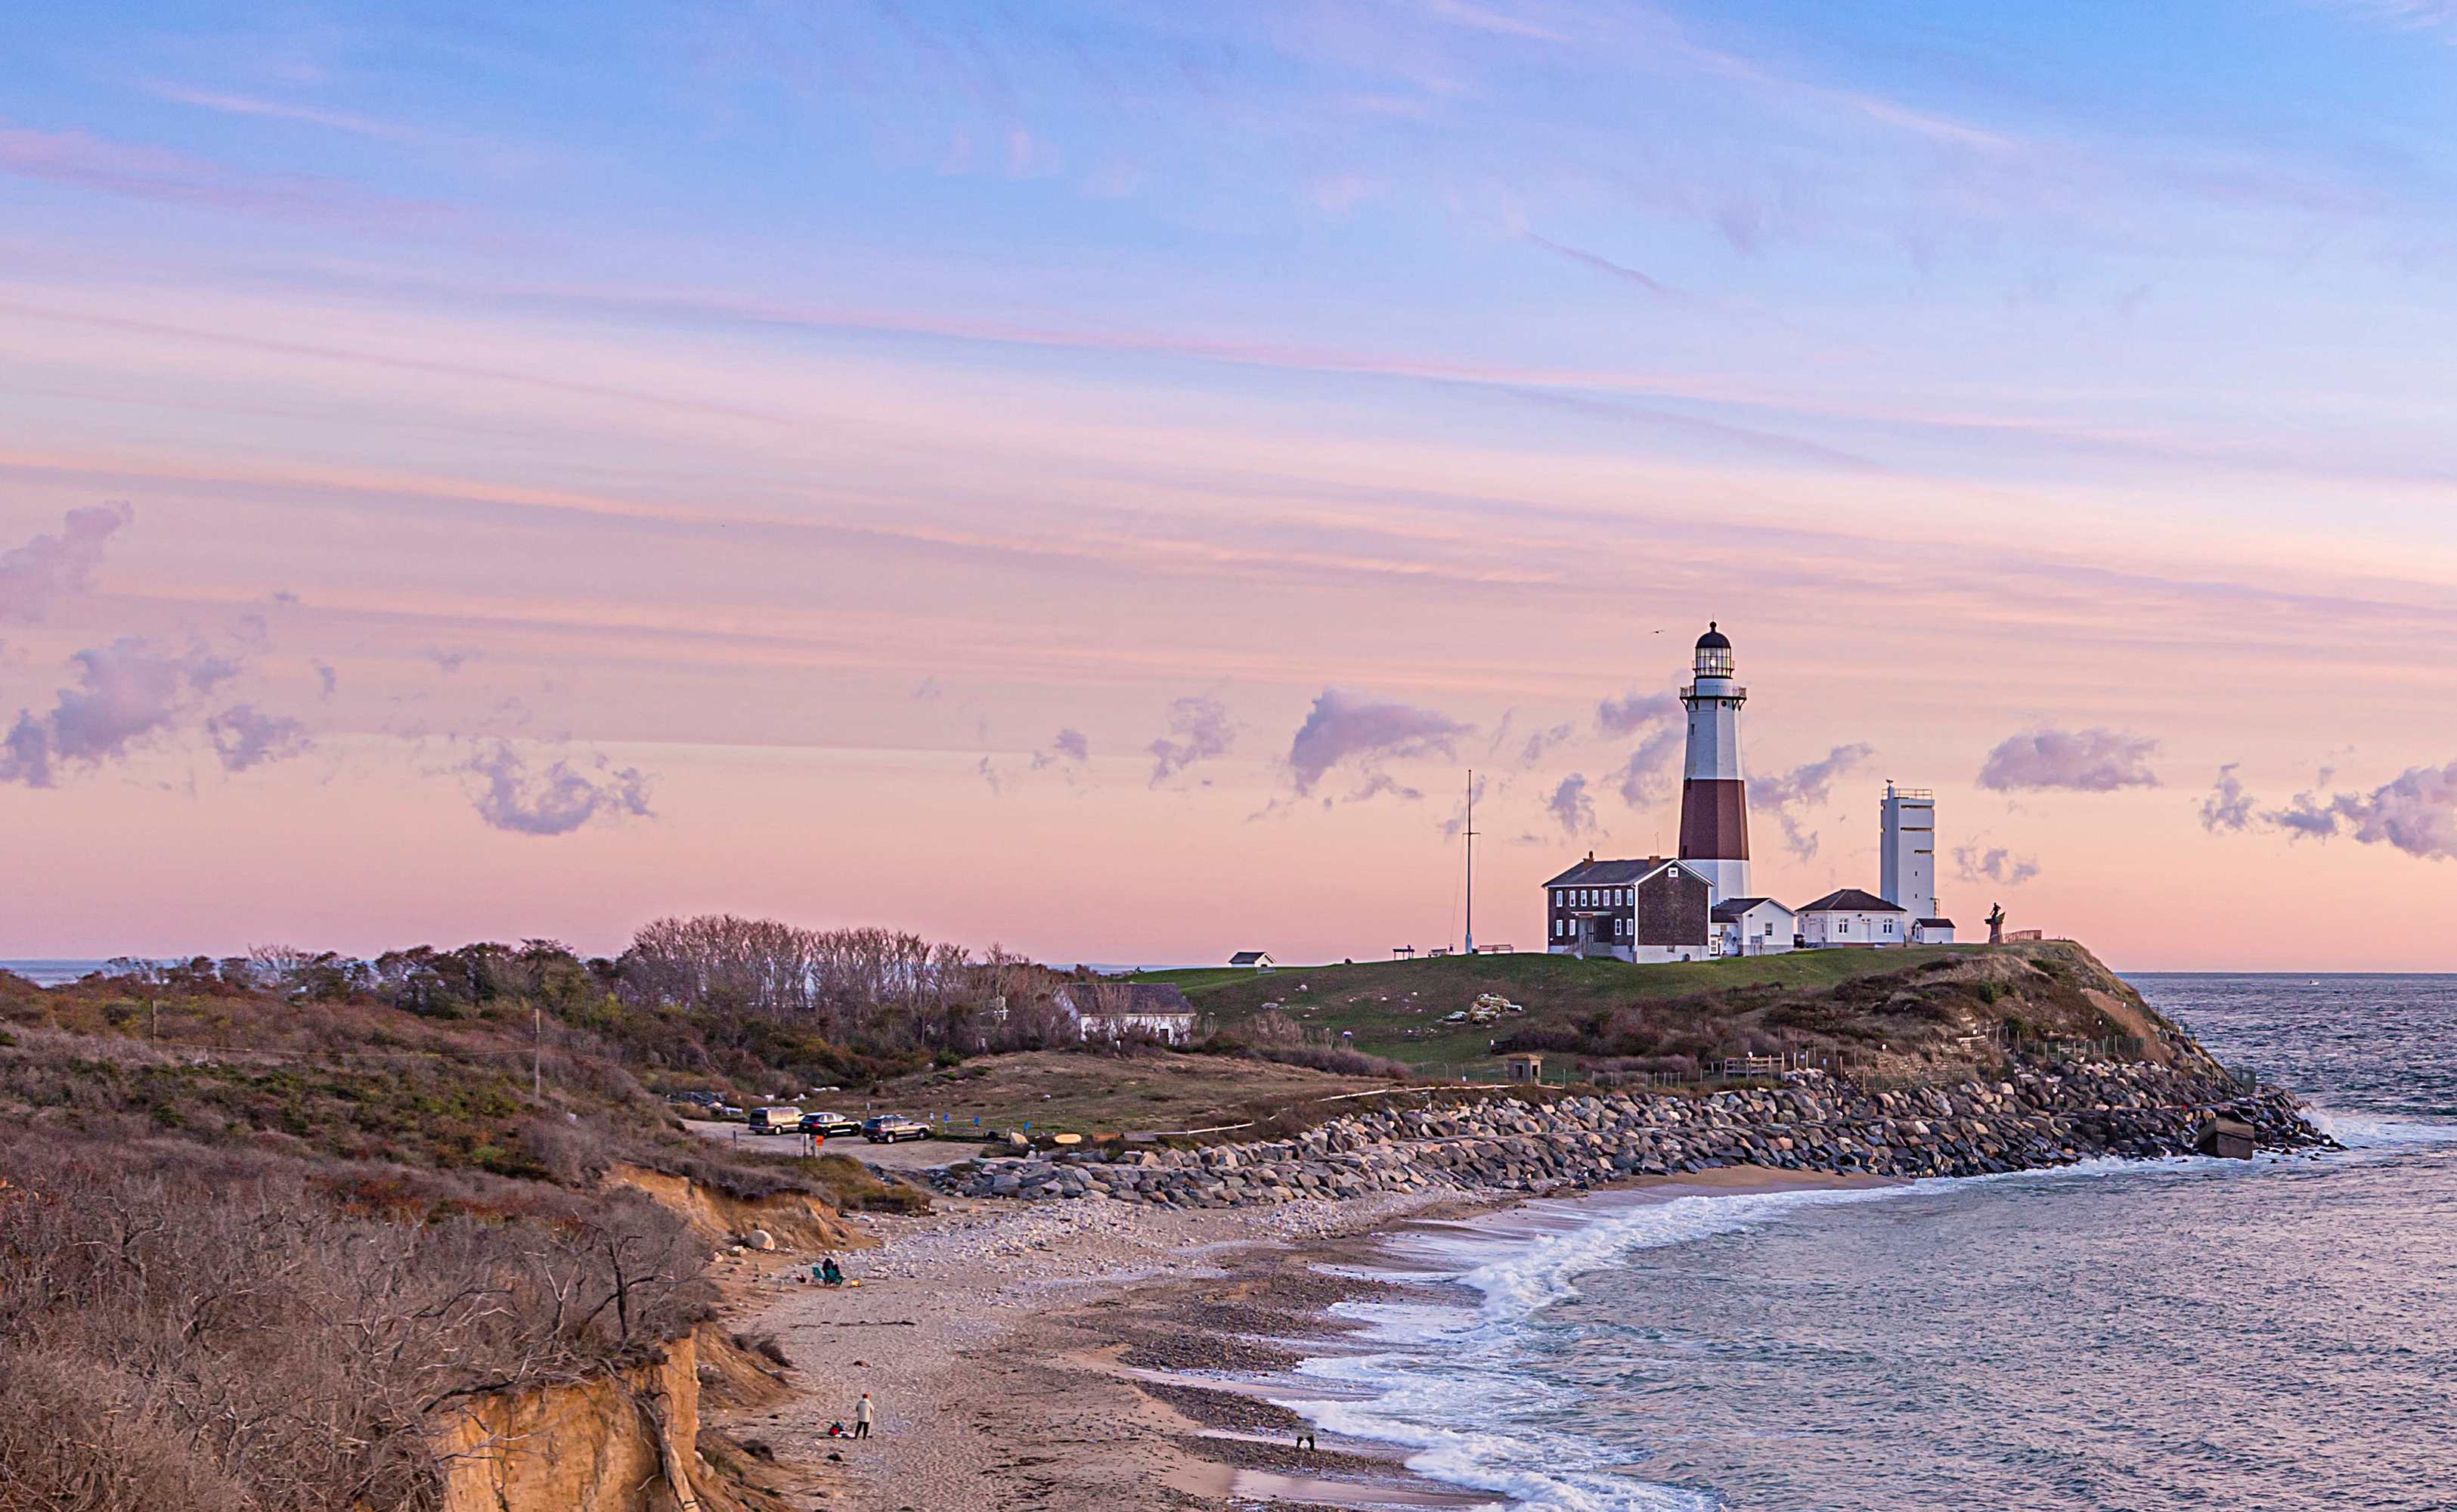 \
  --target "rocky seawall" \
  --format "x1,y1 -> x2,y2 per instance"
929,1063 -> 2328,1208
